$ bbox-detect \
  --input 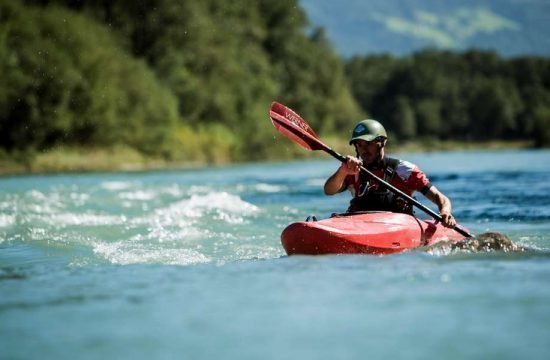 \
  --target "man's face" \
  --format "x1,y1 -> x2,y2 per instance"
354,138 -> 385,165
